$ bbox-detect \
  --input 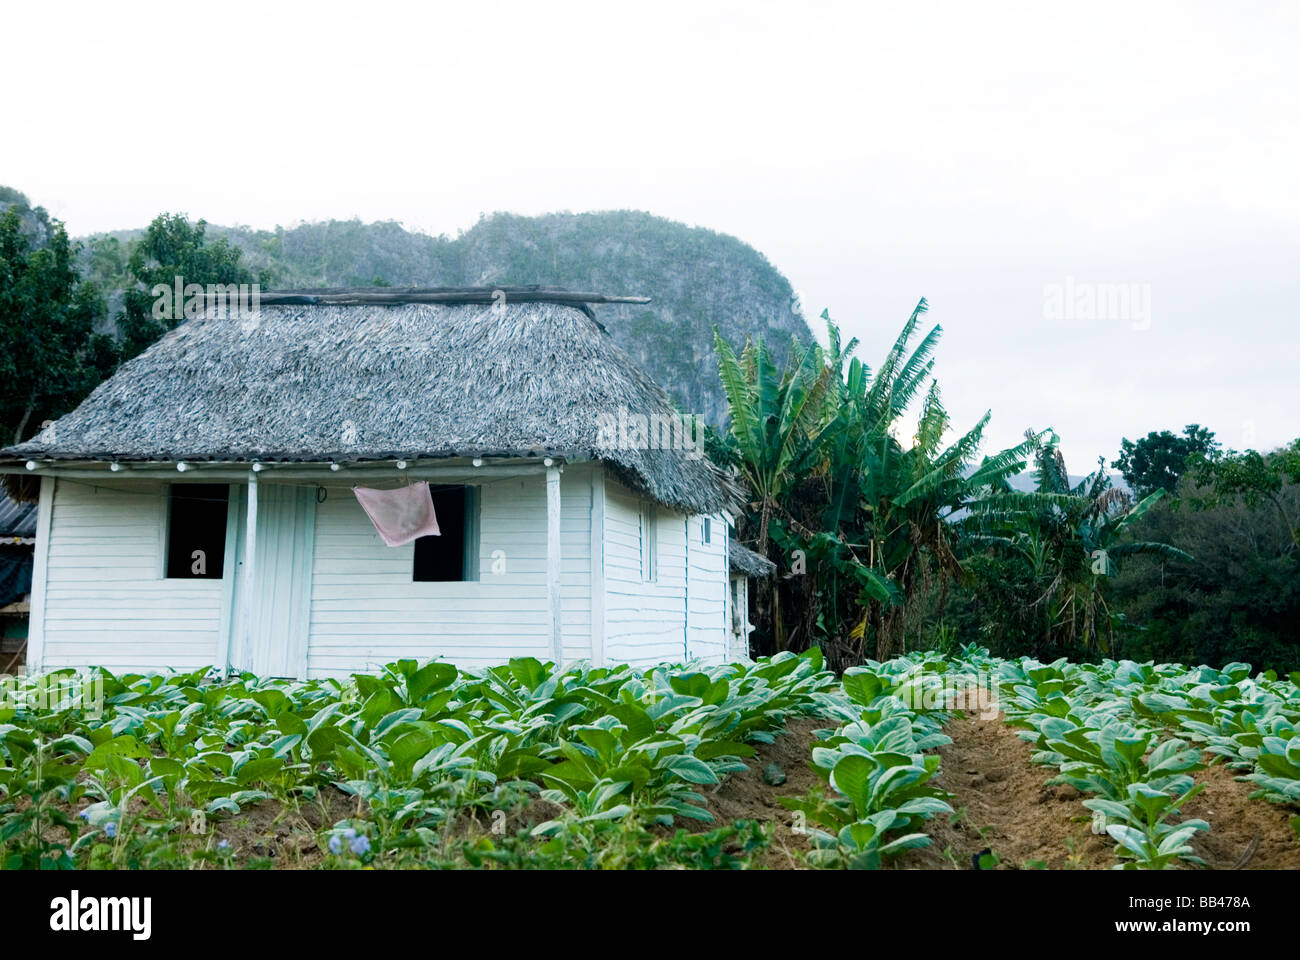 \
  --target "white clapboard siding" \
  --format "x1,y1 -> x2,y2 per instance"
685,514 -> 728,664
559,466 -> 593,663
305,465 -> 593,677
602,479 -> 690,666
39,478 -> 224,672
32,463 -> 731,676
